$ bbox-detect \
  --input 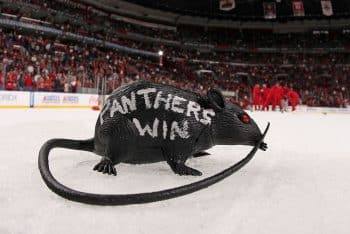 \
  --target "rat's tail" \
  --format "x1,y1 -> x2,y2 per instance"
38,123 -> 269,206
